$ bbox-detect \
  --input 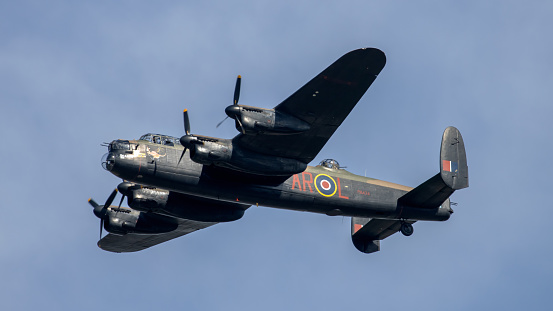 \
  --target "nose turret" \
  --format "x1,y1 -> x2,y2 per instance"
101,139 -> 143,180
101,152 -> 115,171
101,139 -> 131,172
